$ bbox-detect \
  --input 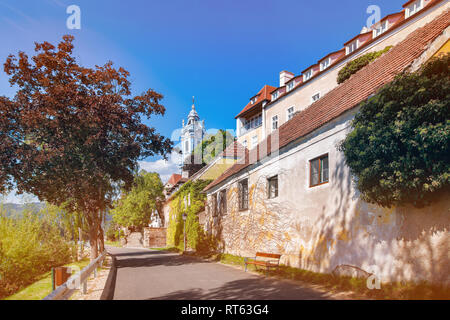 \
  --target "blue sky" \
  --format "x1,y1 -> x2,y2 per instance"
0,0 -> 406,202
